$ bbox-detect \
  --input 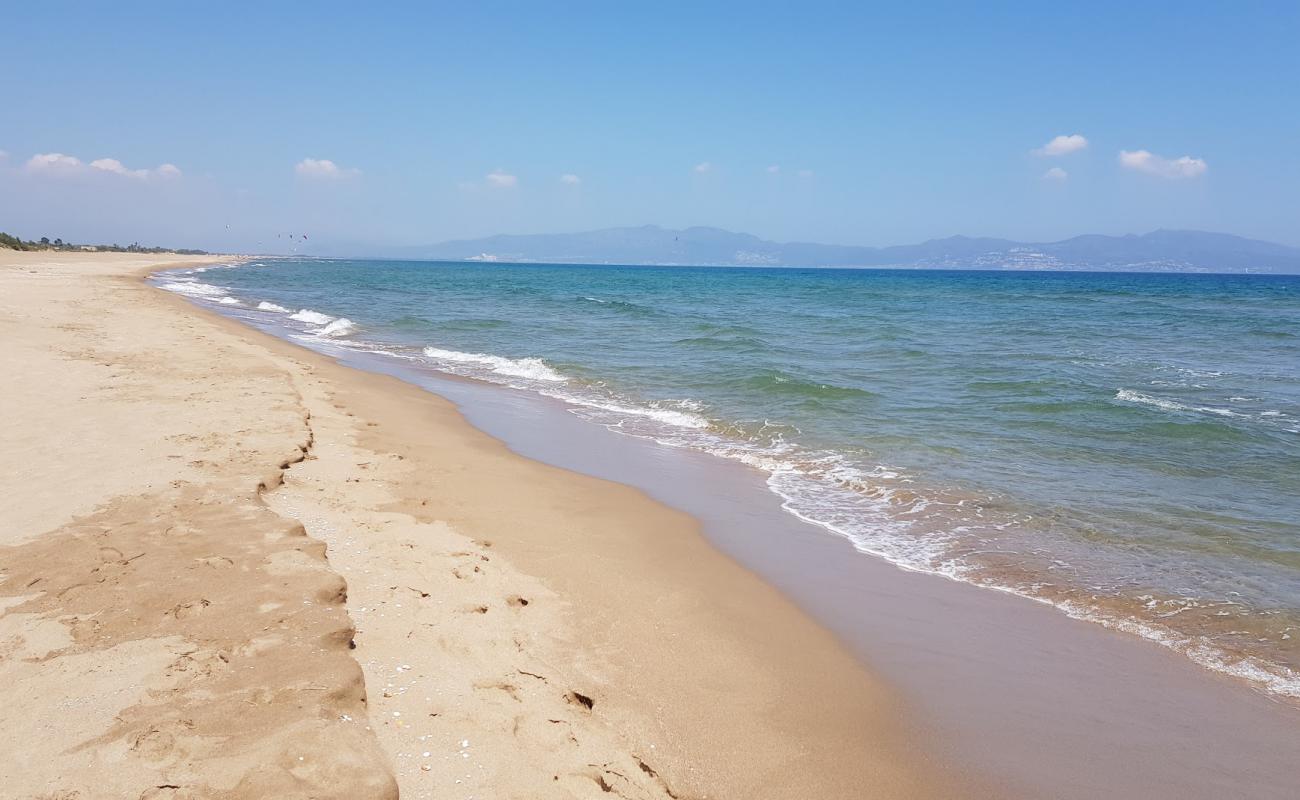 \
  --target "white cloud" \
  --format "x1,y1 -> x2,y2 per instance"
27,153 -> 180,180
93,158 -> 182,179
486,169 -> 517,188
90,158 -> 151,179
1034,134 -> 1089,157
26,152 -> 83,171
1043,166 -> 1069,181
295,158 -> 360,179
694,161 -> 712,173
797,169 -> 814,178
559,173 -> 580,185
766,165 -> 781,174
0,149 -> 8,161
1118,149 -> 1207,179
